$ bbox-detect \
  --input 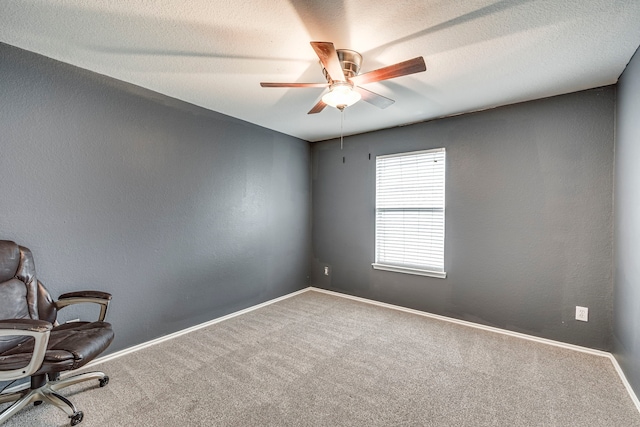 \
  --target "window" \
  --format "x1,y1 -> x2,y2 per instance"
373,148 -> 446,278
